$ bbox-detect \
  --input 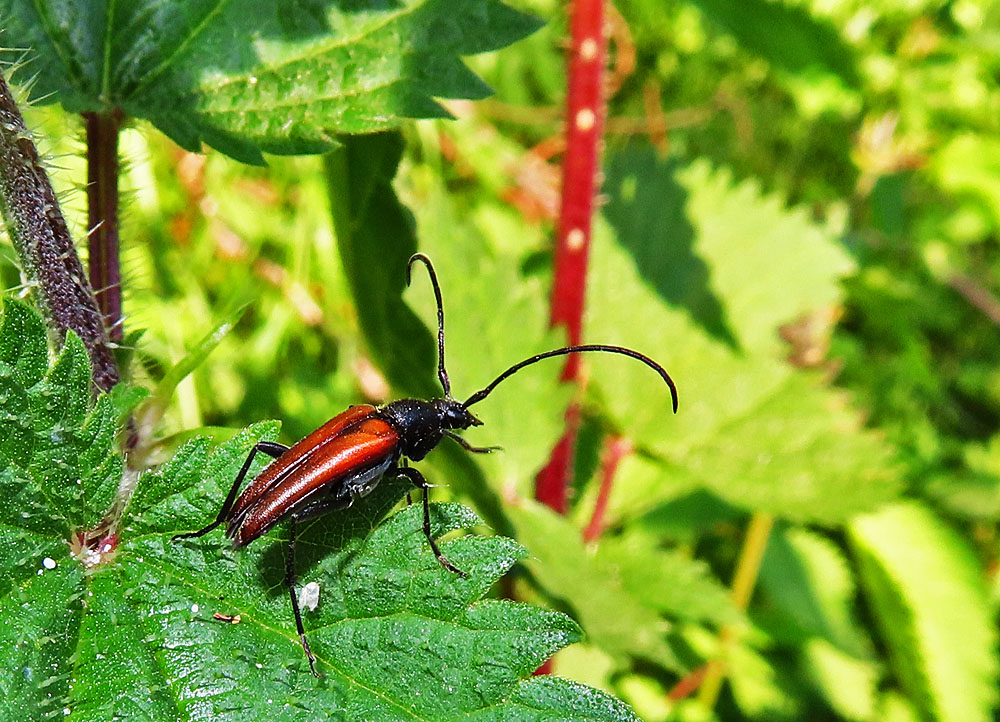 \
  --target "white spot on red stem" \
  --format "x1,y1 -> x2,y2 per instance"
575,108 -> 596,131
